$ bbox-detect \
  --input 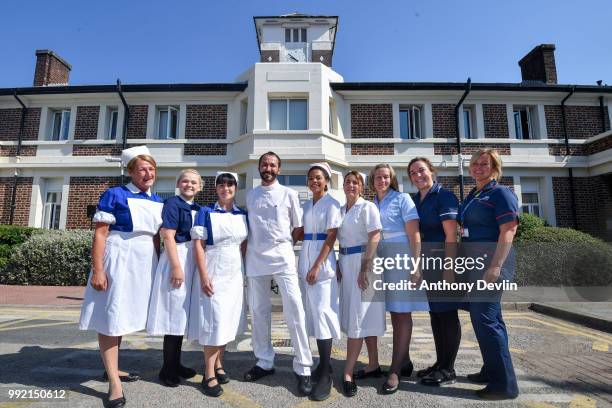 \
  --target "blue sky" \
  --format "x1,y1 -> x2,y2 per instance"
1,0 -> 611,87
